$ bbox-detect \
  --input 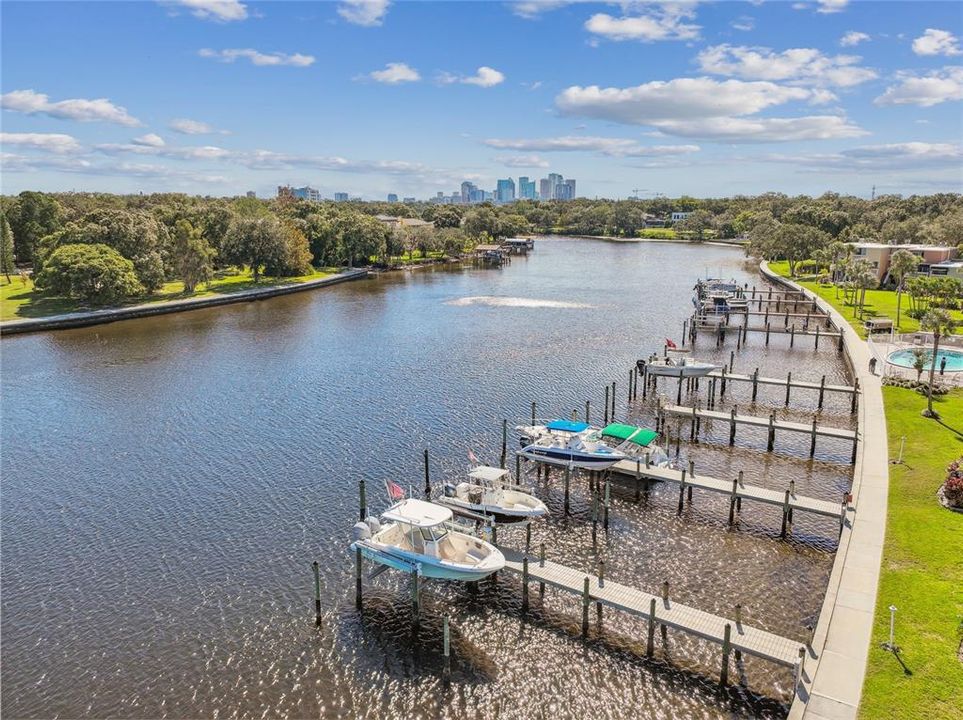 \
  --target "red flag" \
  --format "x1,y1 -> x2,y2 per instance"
468,448 -> 479,464
385,480 -> 406,501
665,338 -> 677,349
